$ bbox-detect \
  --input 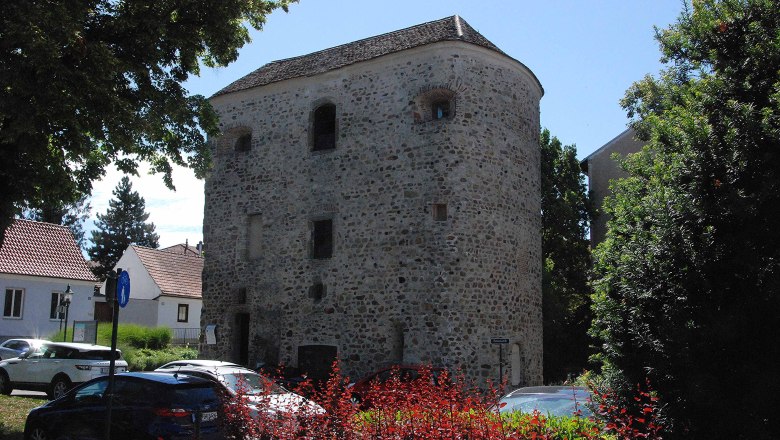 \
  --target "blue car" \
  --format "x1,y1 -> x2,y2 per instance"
24,372 -> 225,440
